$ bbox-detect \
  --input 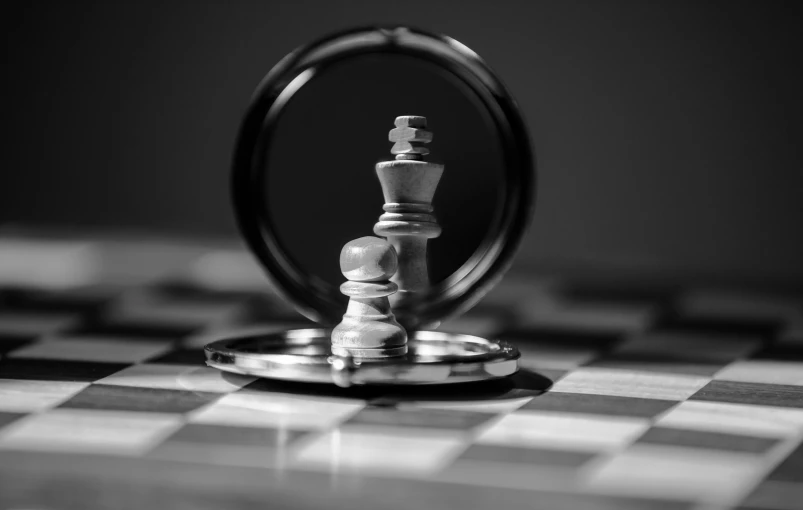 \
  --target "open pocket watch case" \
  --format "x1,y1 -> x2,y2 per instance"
205,26 -> 535,388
